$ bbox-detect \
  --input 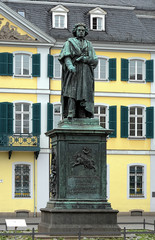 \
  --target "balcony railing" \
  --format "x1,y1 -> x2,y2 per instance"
0,133 -> 40,152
